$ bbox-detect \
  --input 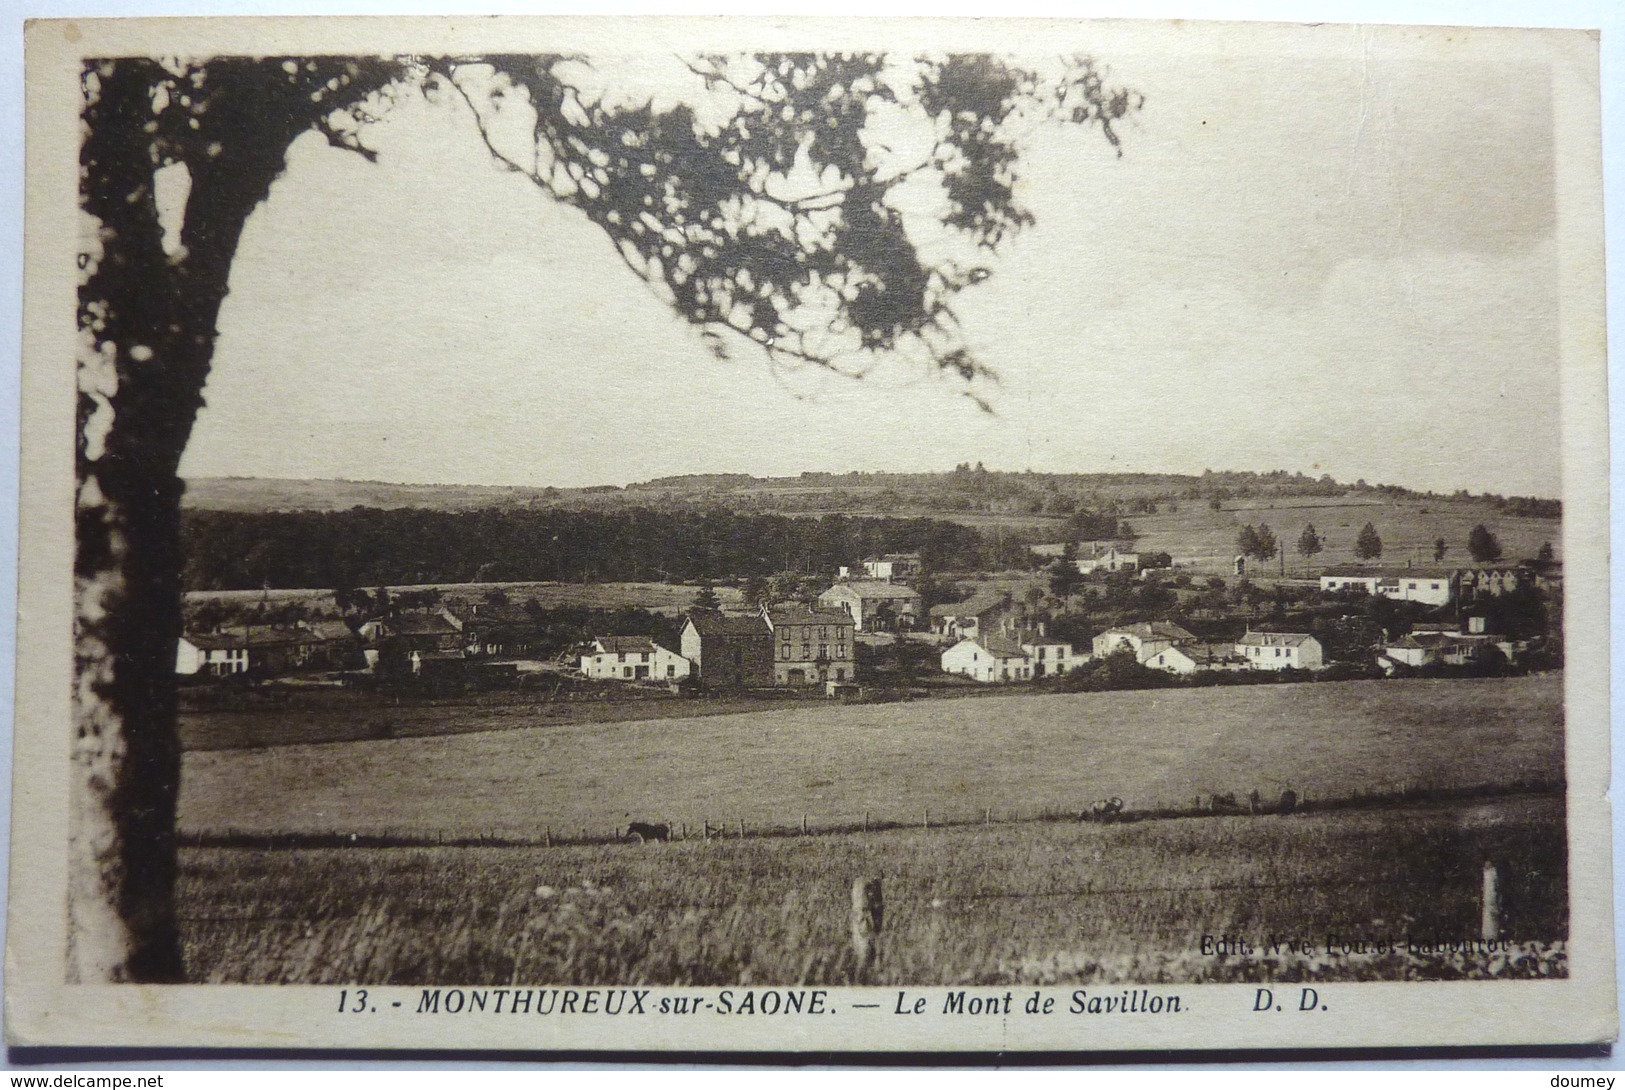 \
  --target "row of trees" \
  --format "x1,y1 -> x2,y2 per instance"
1239,521 -> 1534,567
180,507 -> 1000,591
